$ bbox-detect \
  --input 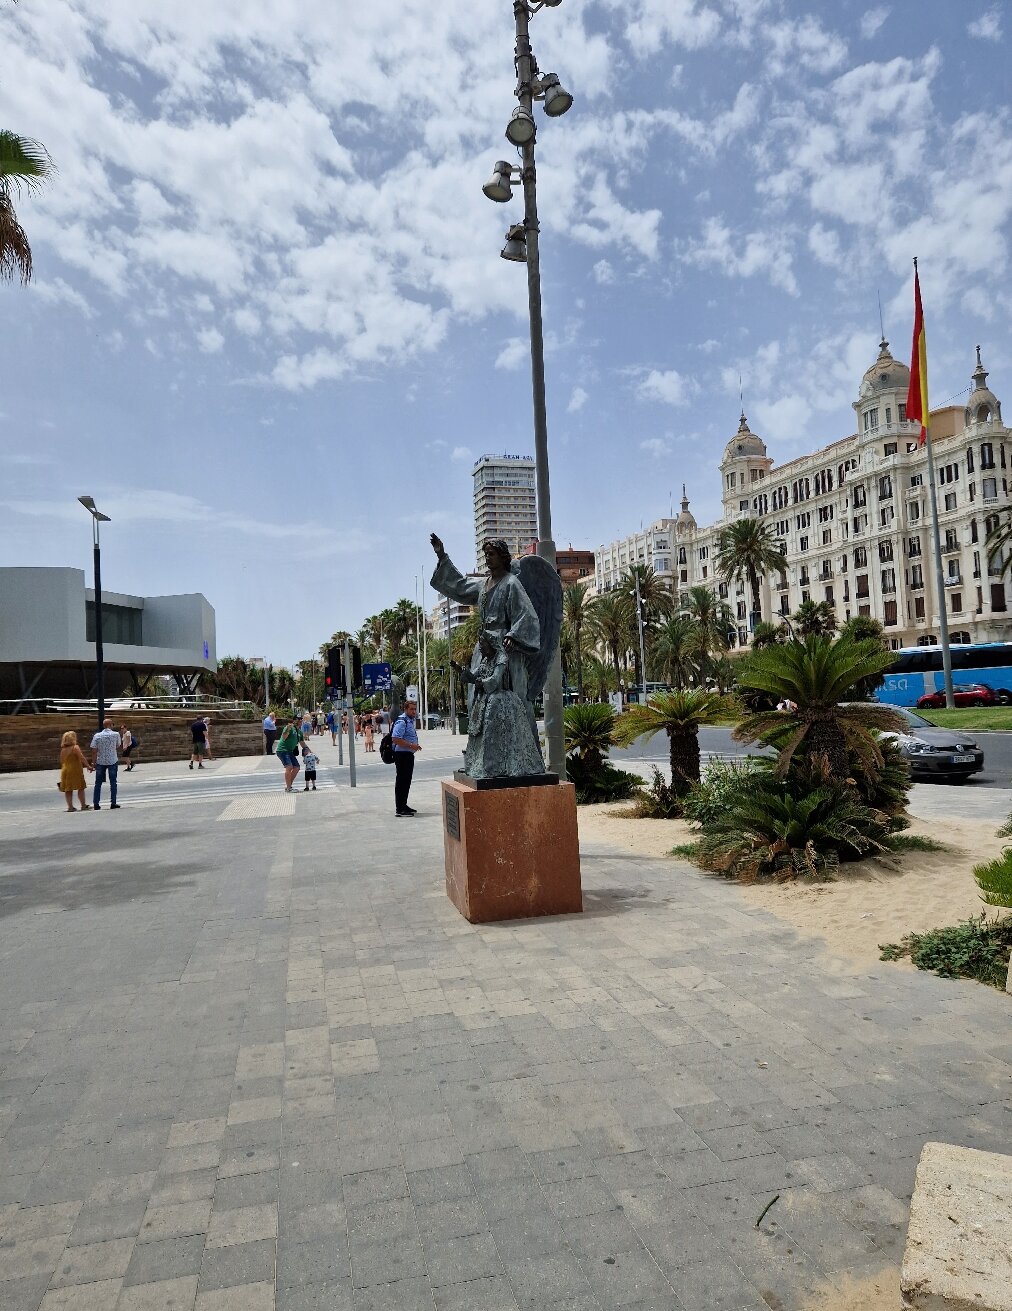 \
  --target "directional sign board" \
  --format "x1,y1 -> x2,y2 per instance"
362,662 -> 393,692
